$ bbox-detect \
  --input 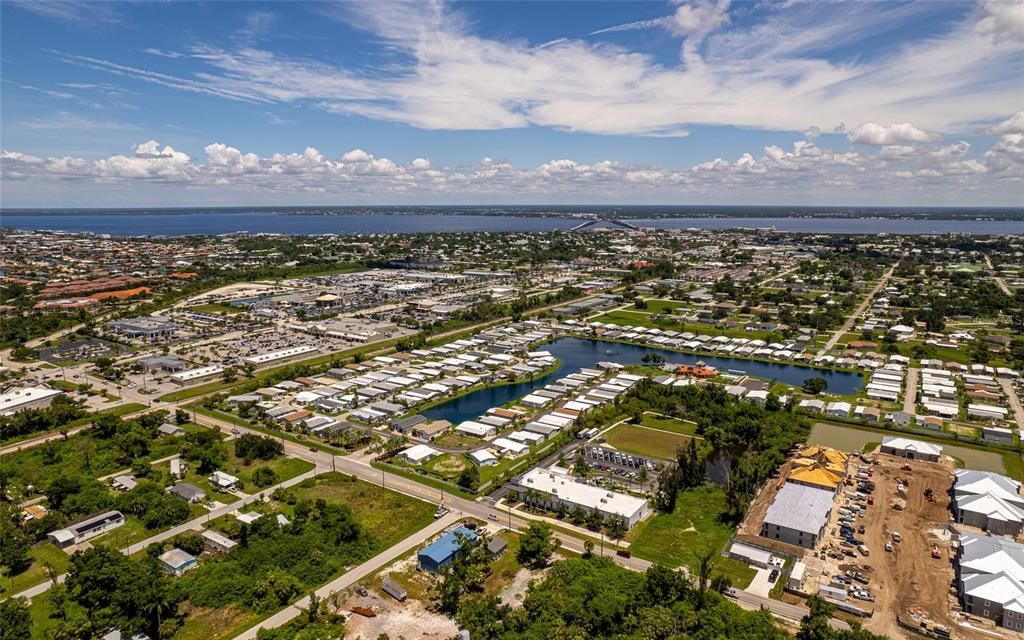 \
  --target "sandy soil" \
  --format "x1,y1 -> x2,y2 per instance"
813,453 -> 991,639
342,593 -> 458,640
